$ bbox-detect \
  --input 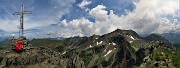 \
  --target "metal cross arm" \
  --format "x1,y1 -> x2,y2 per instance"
13,11 -> 32,15
23,11 -> 32,14
13,12 -> 21,15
